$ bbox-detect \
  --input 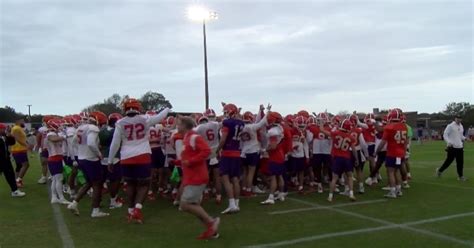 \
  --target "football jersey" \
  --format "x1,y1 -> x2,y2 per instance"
290,127 -> 309,158
163,129 -> 177,155
350,127 -> 363,150
195,121 -> 220,150
38,126 -> 49,150
330,130 -> 356,159
362,124 -> 376,144
267,125 -> 285,163
10,125 -> 27,153
375,123 -> 387,152
149,125 -> 163,149
240,117 -> 267,154
65,127 -> 78,157
46,132 -> 64,159
221,118 -> 245,157
76,124 -> 101,161
382,122 -> 408,158
108,108 -> 169,165
307,125 -> 331,155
